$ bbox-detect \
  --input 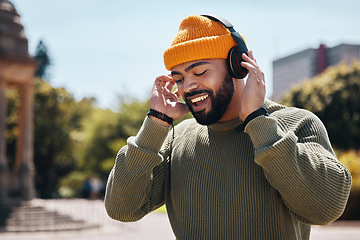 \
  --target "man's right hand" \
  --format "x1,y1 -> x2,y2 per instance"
149,75 -> 189,127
